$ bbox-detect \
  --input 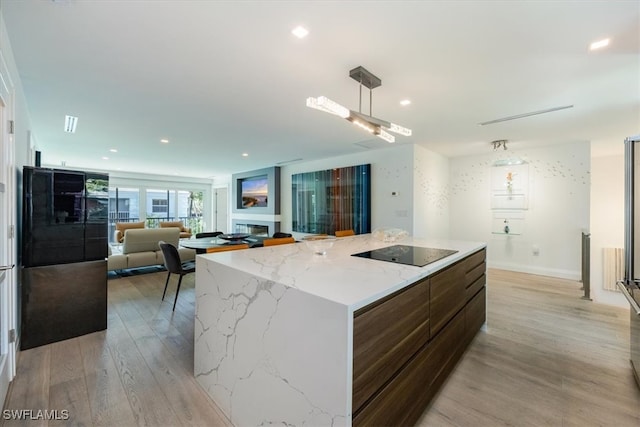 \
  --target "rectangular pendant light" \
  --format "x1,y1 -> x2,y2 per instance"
306,97 -> 350,118
306,67 -> 411,143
